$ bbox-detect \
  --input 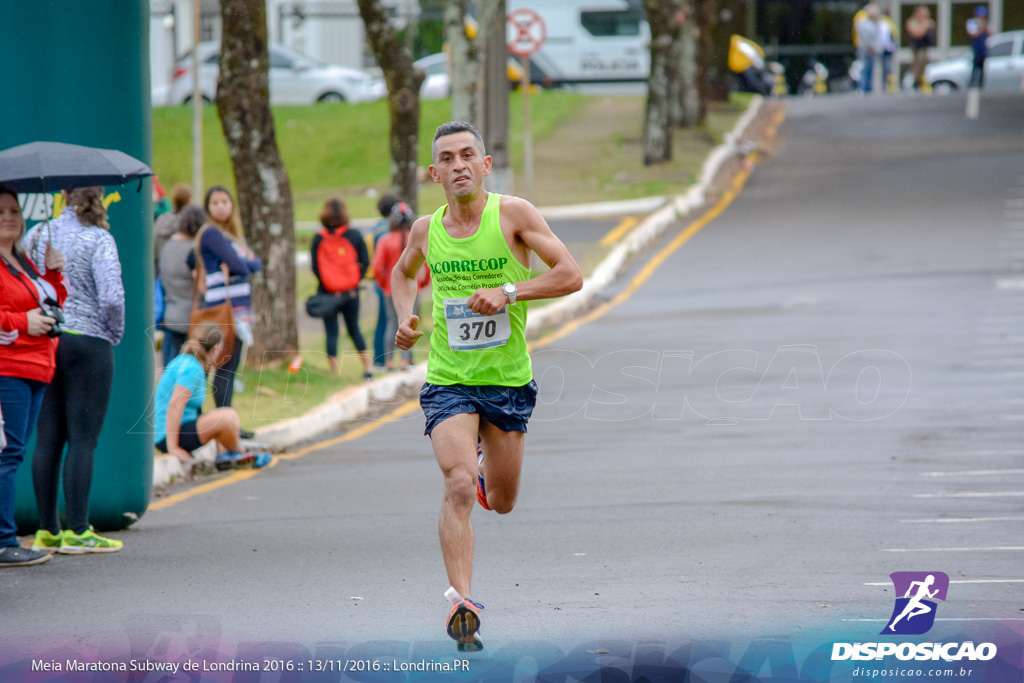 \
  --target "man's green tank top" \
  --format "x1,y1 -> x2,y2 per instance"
425,192 -> 533,386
